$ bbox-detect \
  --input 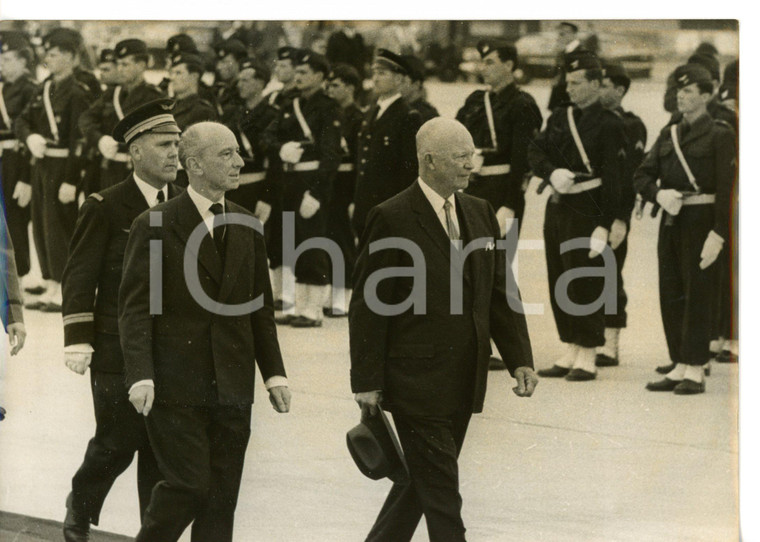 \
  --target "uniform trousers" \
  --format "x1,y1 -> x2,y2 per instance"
30,156 -> 77,281
464,173 -> 526,235
605,227 -> 629,329
1,149 -> 31,276
658,205 -> 717,366
543,197 -> 606,348
324,170 -> 357,290
136,402 -> 251,542
70,337 -> 161,524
